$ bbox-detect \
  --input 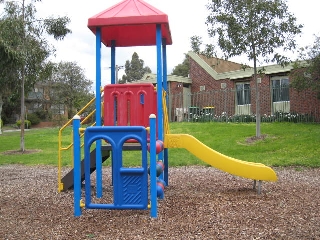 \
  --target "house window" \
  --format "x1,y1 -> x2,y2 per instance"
200,85 -> 205,91
236,83 -> 251,105
272,78 -> 289,102
51,104 -> 65,115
